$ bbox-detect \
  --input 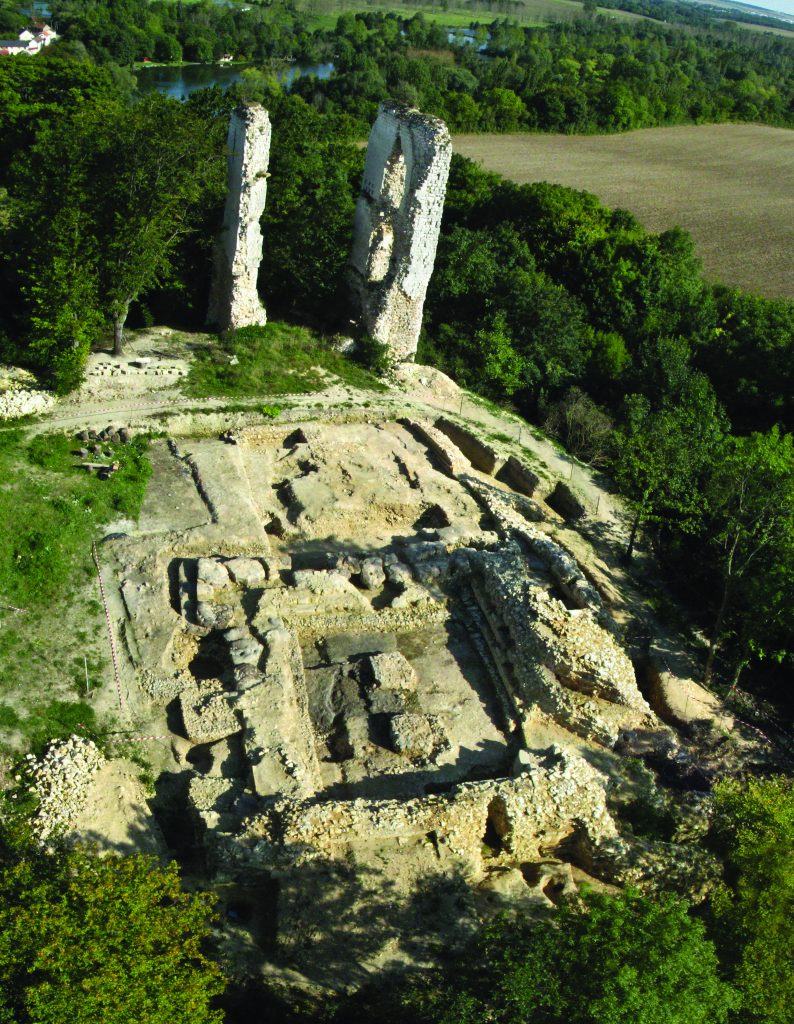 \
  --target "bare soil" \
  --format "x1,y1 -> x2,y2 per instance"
454,124 -> 794,299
